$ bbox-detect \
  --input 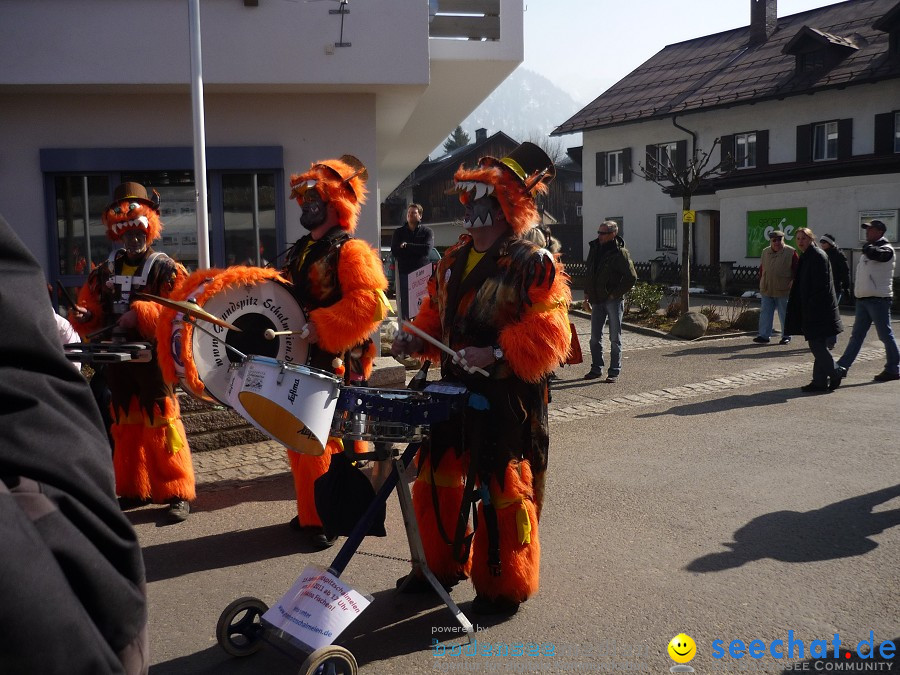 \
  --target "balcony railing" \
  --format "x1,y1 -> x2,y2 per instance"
429,0 -> 500,41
